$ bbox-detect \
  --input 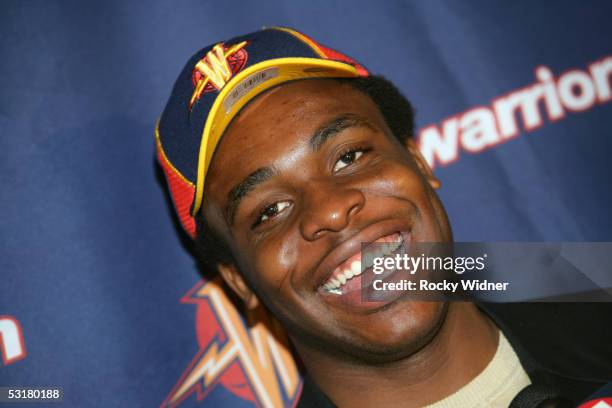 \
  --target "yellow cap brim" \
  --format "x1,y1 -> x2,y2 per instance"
192,57 -> 361,216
